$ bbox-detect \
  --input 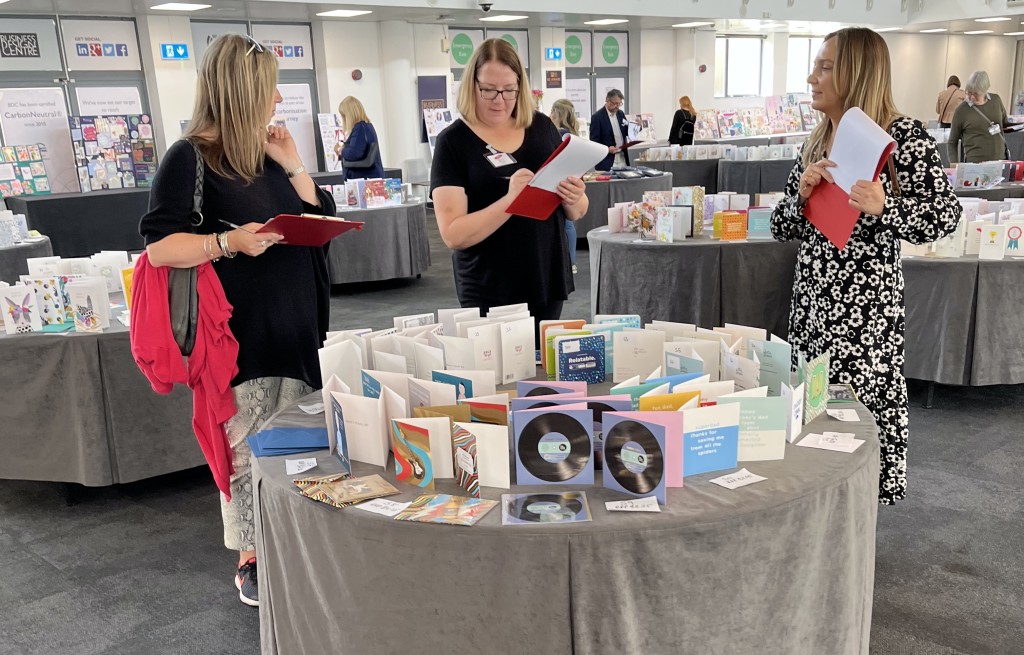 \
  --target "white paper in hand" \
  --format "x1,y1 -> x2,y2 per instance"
528,135 -> 609,193
828,107 -> 897,194
285,458 -> 317,475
